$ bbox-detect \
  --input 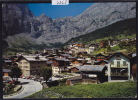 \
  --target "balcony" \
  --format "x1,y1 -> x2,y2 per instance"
111,72 -> 128,76
110,64 -> 128,68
